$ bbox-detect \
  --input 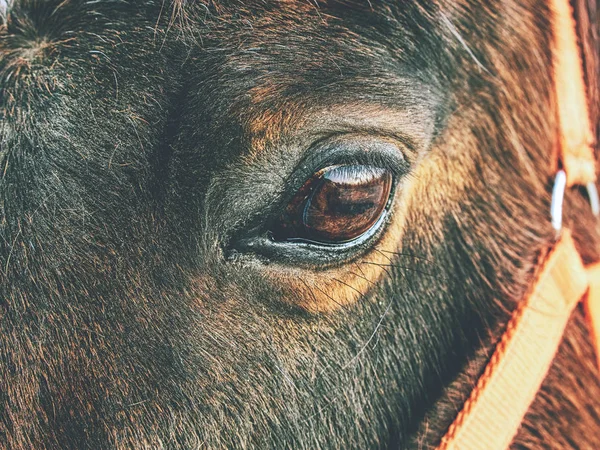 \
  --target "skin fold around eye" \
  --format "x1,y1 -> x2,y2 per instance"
222,135 -> 420,312
274,165 -> 393,244
226,135 -> 411,268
